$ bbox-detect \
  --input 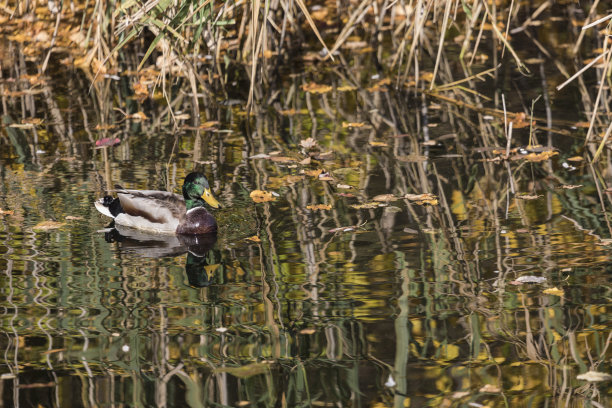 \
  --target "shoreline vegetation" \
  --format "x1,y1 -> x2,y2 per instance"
0,2 -> 610,141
